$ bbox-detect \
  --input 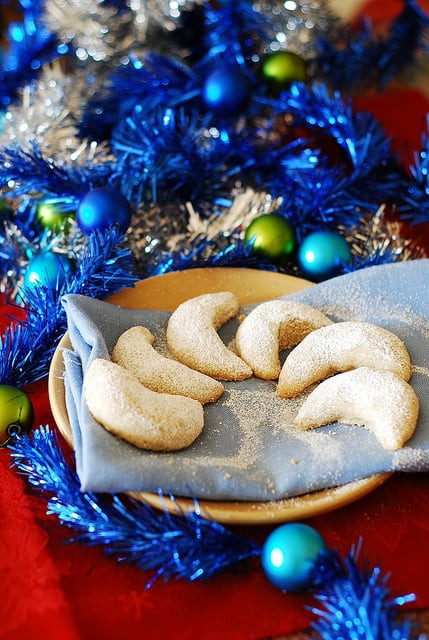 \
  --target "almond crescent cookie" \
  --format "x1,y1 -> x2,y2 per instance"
295,366 -> 419,451
84,358 -> 204,451
277,321 -> 412,398
112,326 -> 224,404
235,300 -> 332,379
166,291 -> 252,381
